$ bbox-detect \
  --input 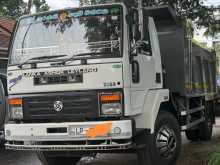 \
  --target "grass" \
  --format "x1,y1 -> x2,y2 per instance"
208,152 -> 220,165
